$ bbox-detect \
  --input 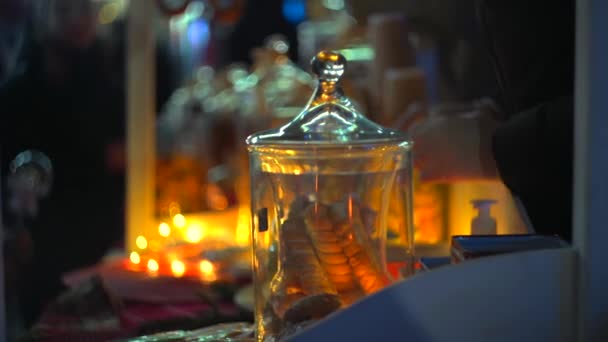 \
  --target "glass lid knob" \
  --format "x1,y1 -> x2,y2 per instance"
312,51 -> 346,83
246,51 -> 410,146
